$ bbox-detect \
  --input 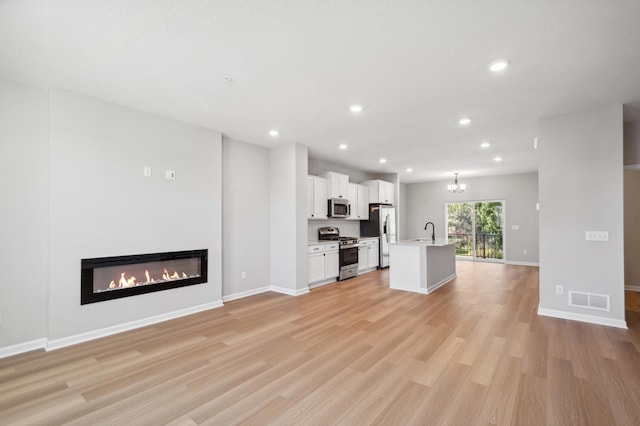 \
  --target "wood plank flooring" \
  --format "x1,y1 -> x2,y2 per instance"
2,262 -> 640,425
